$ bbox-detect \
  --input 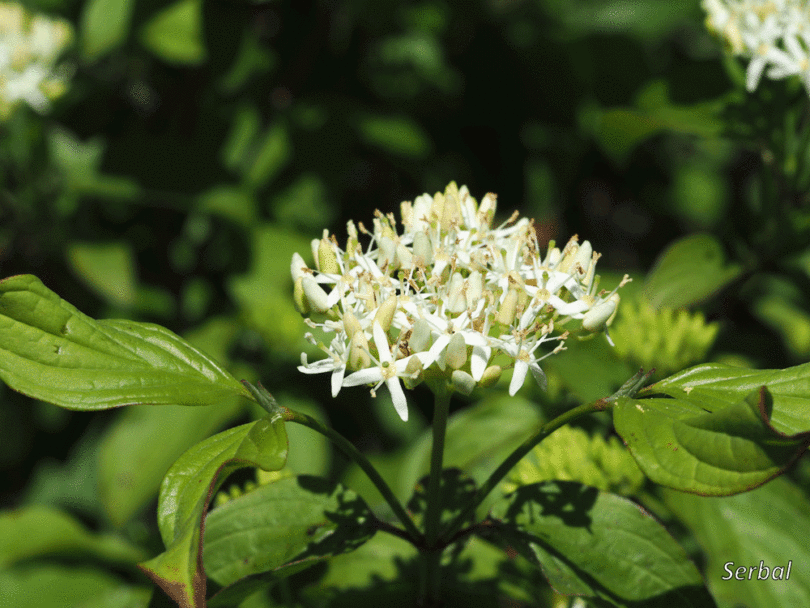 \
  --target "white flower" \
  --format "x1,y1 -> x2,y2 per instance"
341,322 -> 424,421
0,2 -> 73,120
702,0 -> 810,93
293,182 -> 629,418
